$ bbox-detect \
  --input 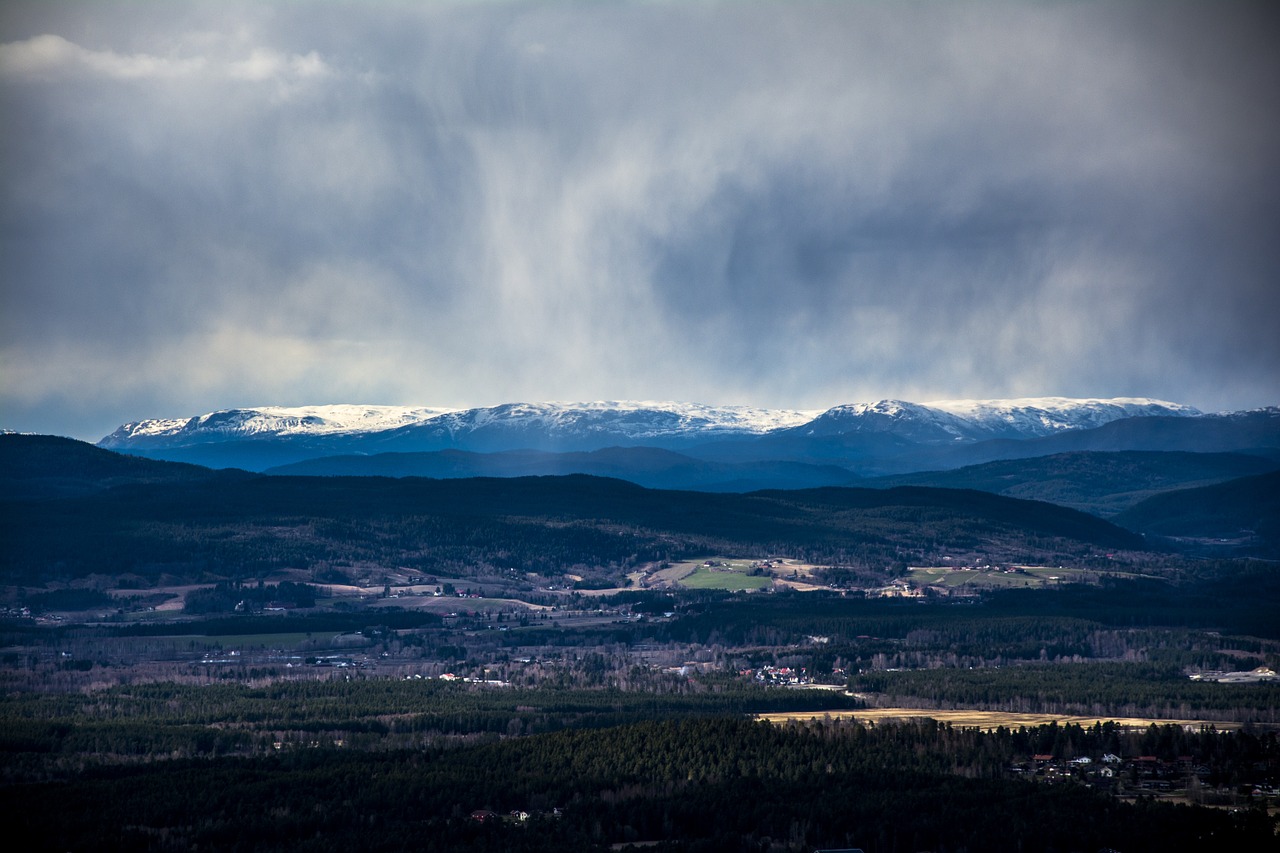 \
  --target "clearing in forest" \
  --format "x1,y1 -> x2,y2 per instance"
757,707 -> 1246,731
